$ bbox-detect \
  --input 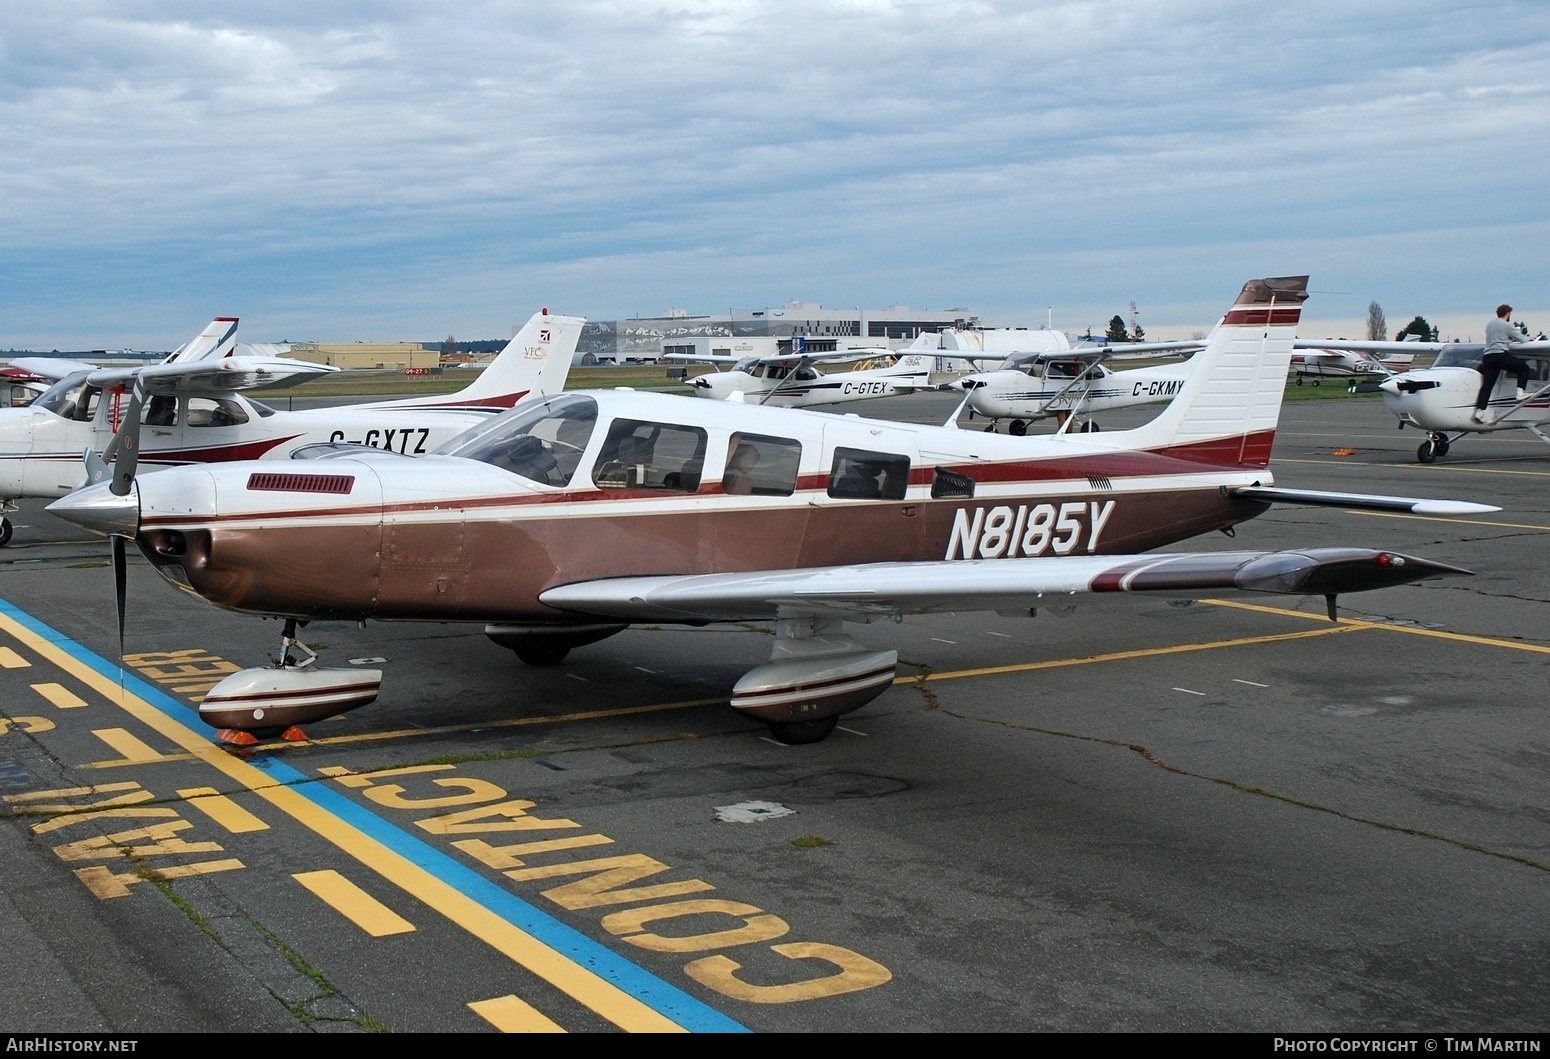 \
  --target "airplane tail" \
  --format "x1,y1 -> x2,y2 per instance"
360,309 -> 583,413
162,318 -> 239,364
1116,276 -> 1308,467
